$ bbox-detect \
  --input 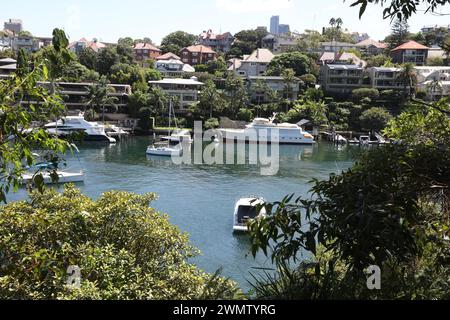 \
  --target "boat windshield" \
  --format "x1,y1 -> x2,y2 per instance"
237,205 -> 258,224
